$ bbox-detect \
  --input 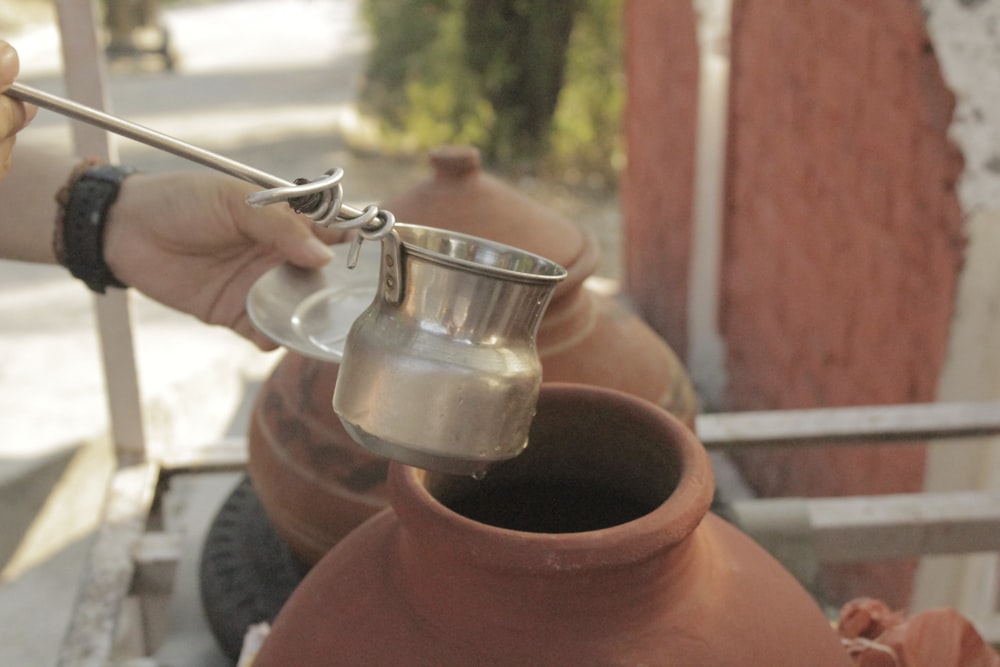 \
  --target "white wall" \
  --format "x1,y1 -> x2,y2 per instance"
916,0 -> 1000,624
